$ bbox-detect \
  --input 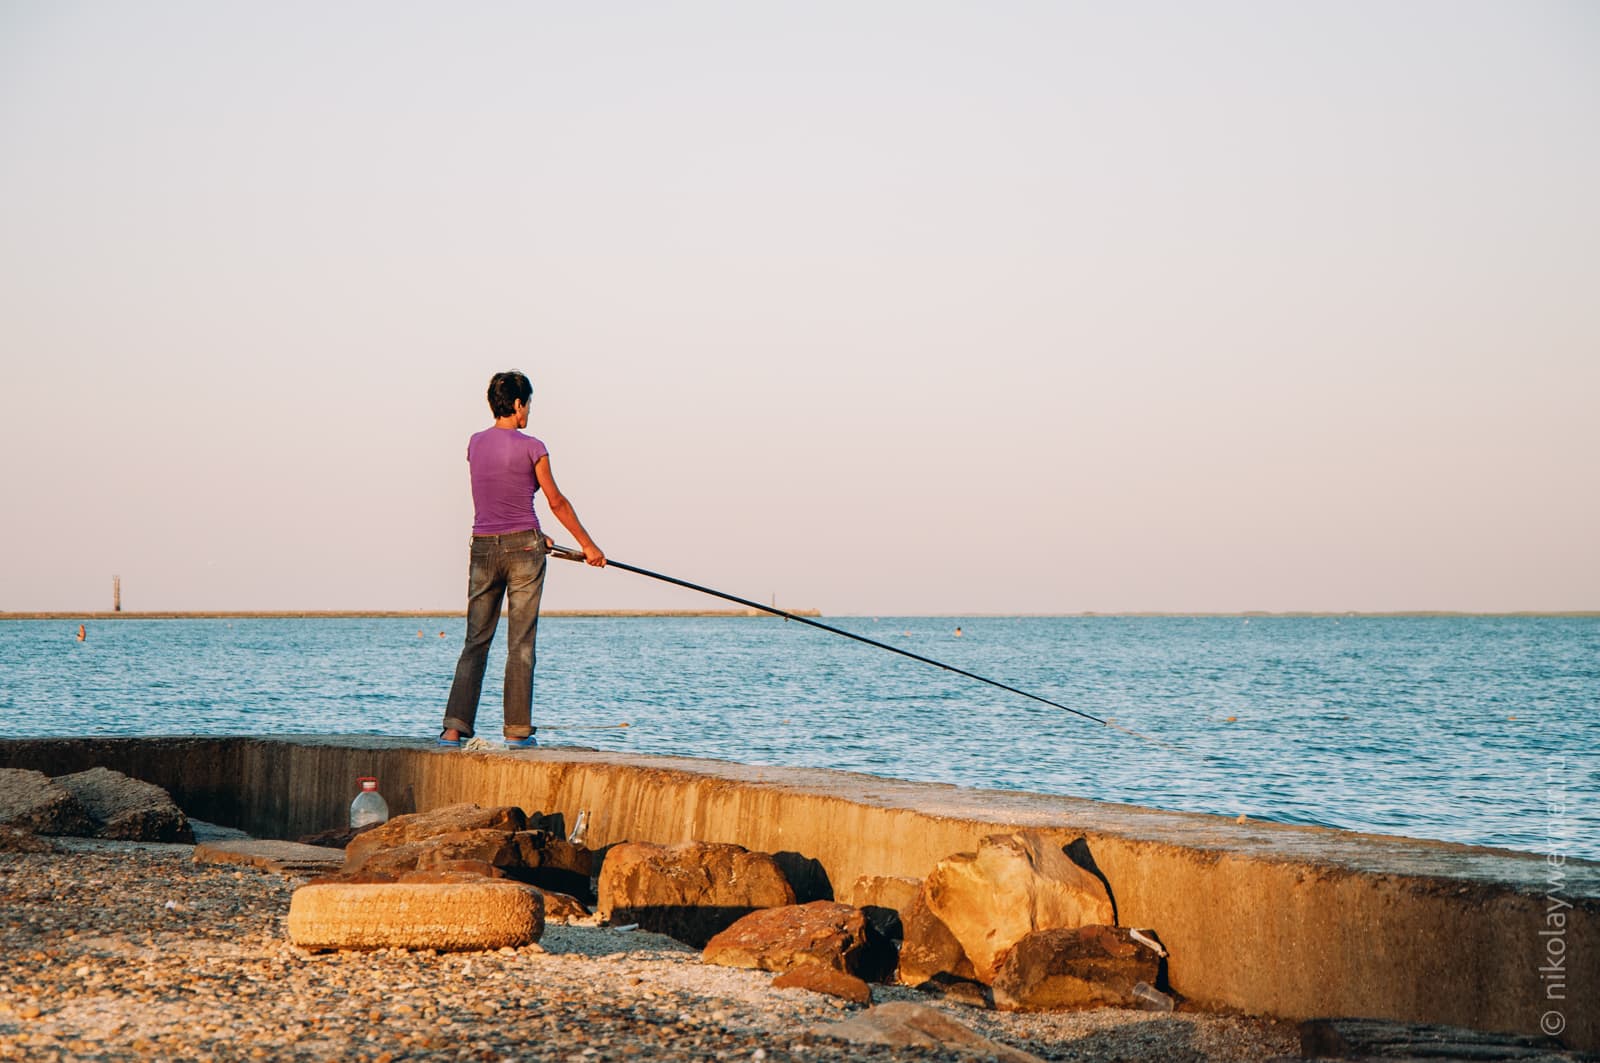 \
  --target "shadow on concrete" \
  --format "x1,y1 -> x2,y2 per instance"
774,850 -> 832,902
1065,836 -> 1119,927
861,904 -> 904,941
